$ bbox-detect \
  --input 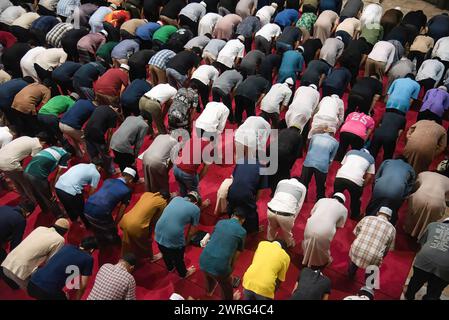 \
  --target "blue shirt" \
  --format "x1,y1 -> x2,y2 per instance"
319,0 -> 342,13
60,99 -> 96,130
386,78 -> 421,113
30,245 -> 93,294
155,197 -> 200,248
111,39 -> 140,60
199,218 -> 246,276
52,62 -> 82,83
31,16 -> 60,32
136,22 -> 161,41
120,79 -> 152,106
278,50 -> 304,75
84,178 -> 132,218
274,9 -> 299,28
0,79 -> 28,110
0,206 -> 26,250
55,163 -> 101,196
73,62 -> 106,88
322,67 -> 352,93
303,133 -> 339,173
372,159 -> 416,199
228,160 -> 269,202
